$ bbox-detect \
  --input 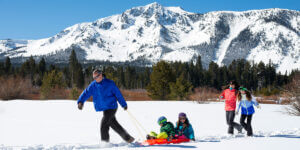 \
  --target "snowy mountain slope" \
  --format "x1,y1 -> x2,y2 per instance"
0,2 -> 299,72
0,100 -> 300,149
